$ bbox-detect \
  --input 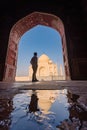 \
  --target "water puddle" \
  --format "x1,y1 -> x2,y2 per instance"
0,89 -> 87,130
